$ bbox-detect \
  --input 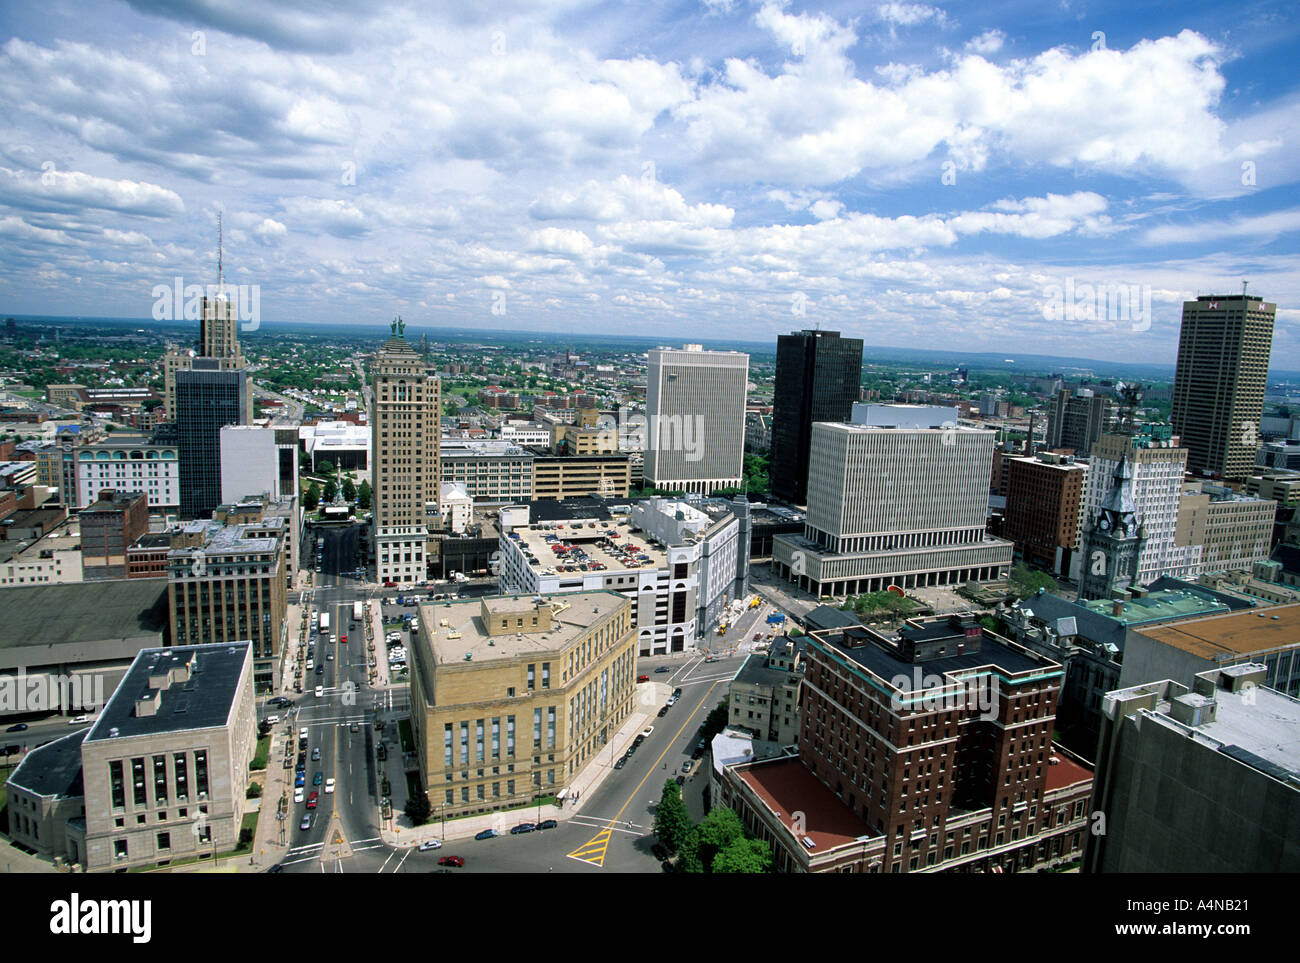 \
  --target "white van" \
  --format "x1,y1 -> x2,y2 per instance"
264,714 -> 281,724
314,685 -> 324,698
